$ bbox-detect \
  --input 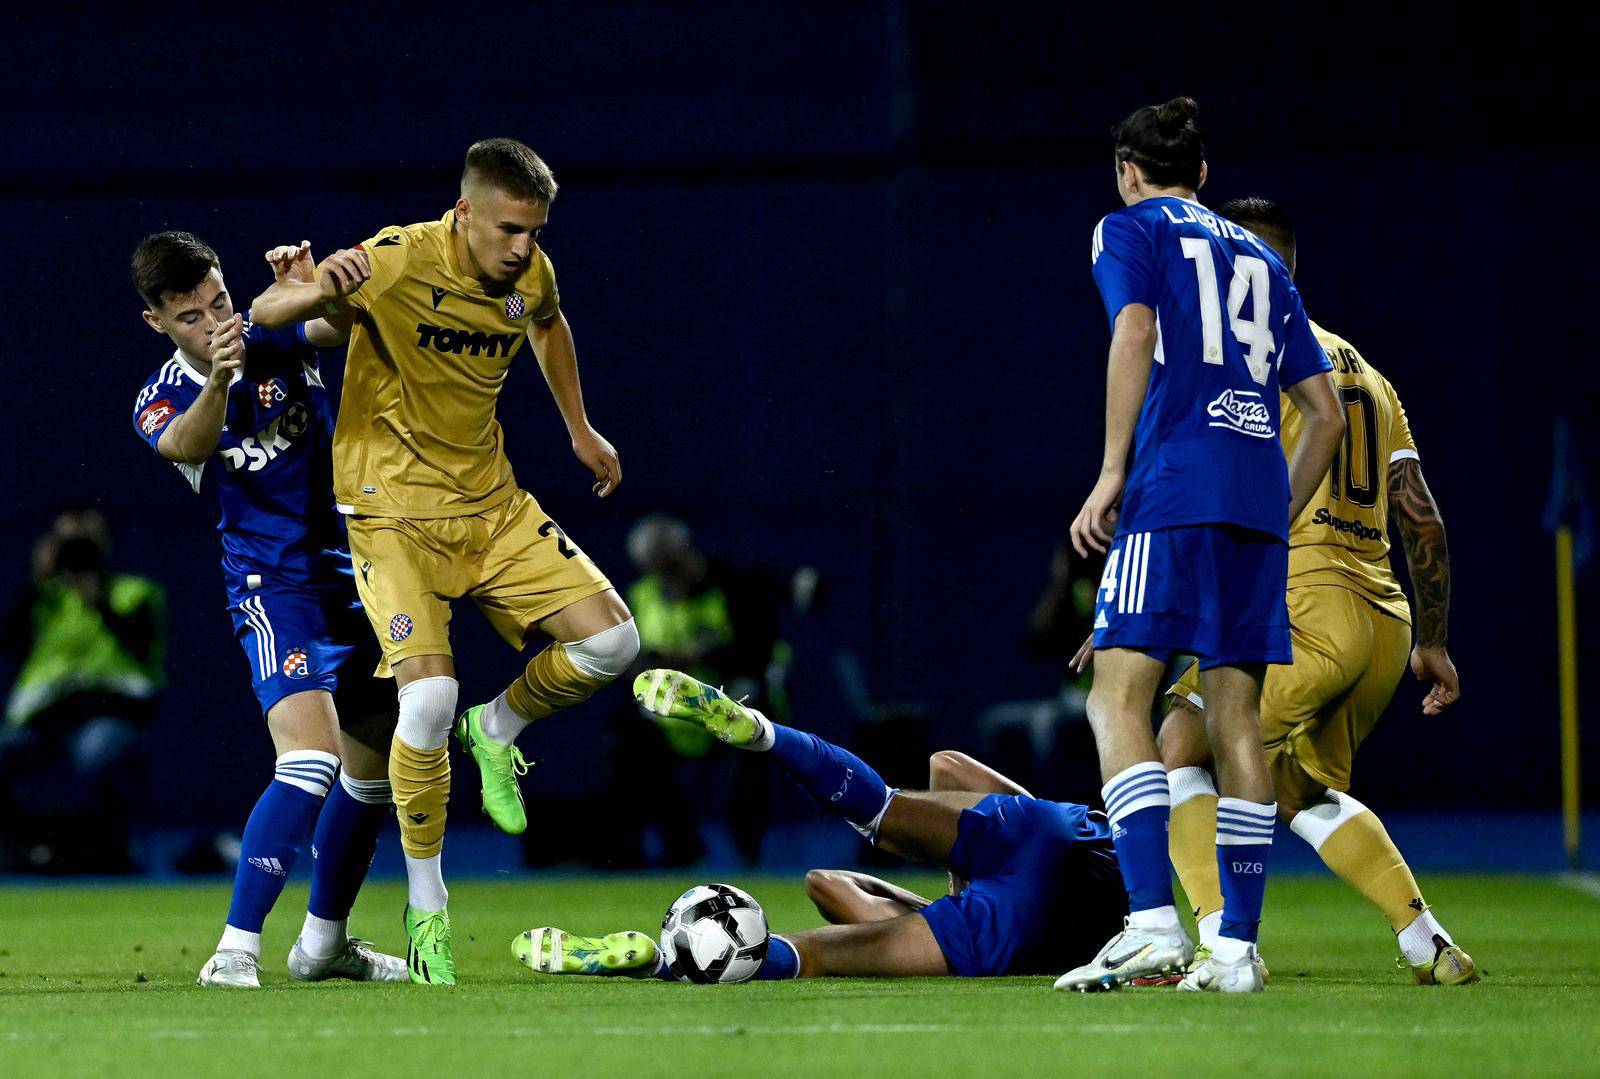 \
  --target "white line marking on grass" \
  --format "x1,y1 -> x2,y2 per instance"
1558,872 -> 1600,900
3,1021 -> 1488,1043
